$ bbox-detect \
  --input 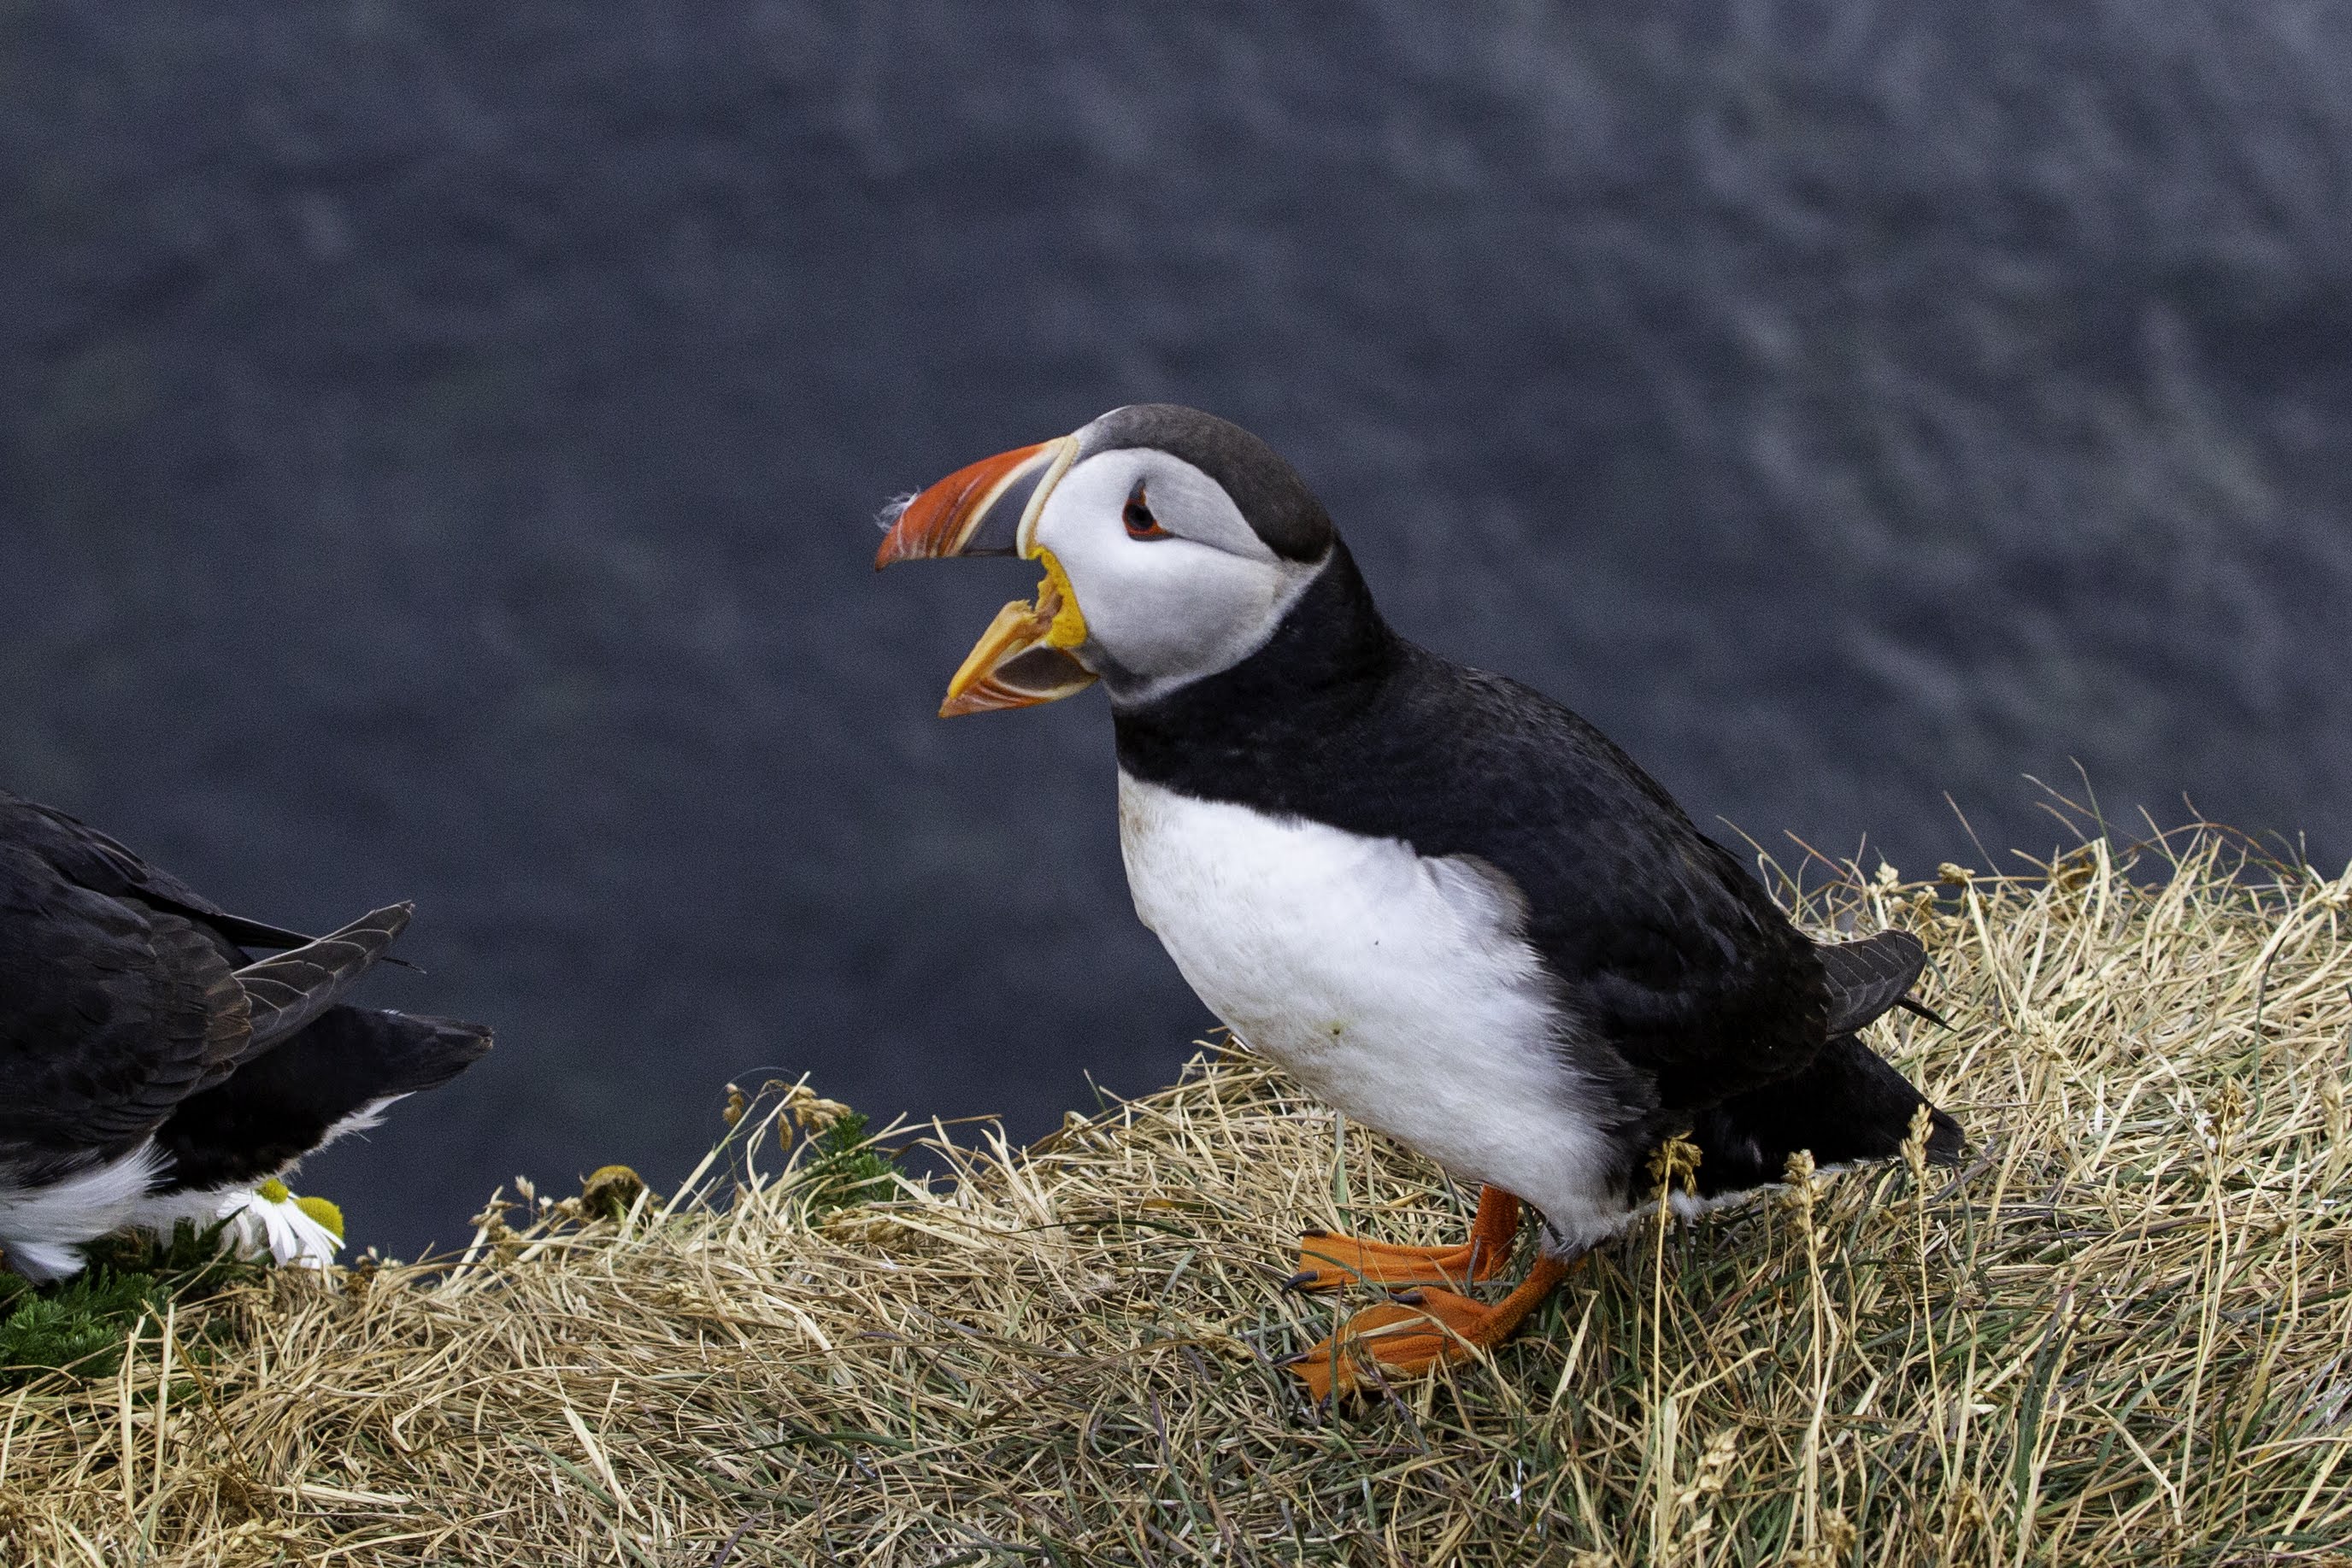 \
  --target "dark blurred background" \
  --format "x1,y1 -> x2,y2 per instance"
5,3 -> 2349,1258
